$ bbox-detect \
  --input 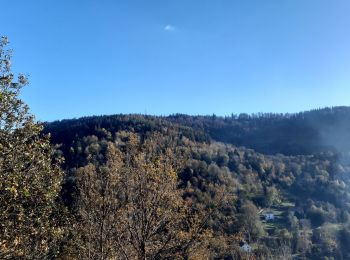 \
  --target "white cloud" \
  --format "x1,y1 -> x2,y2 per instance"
164,24 -> 176,32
